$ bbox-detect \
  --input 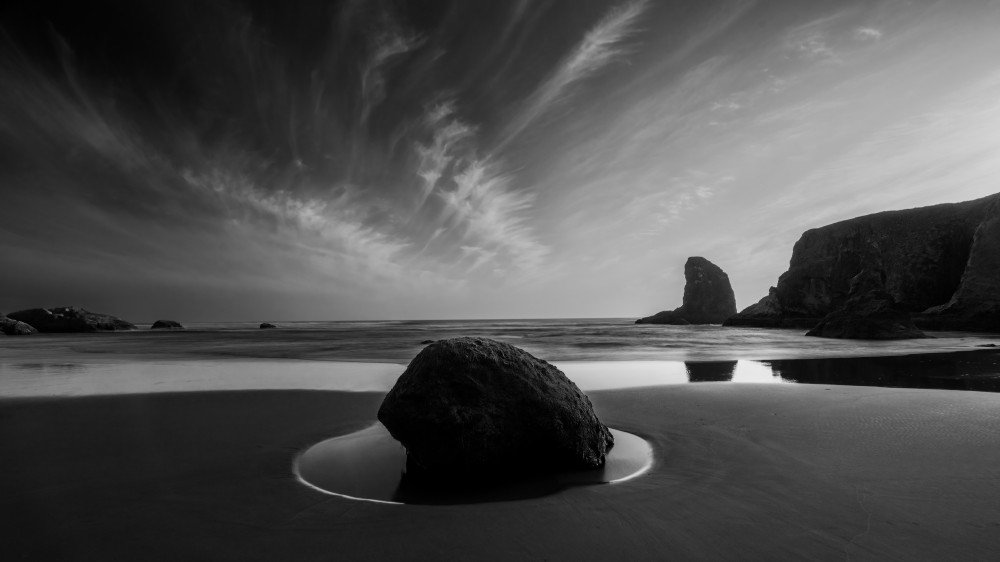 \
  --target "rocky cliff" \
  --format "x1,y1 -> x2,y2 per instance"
725,193 -> 1000,331
637,257 -> 737,325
